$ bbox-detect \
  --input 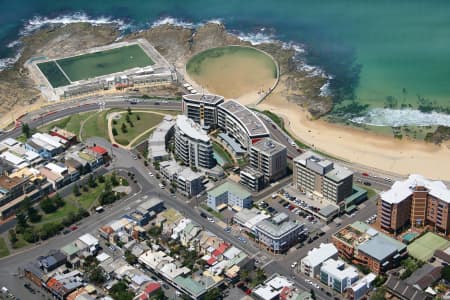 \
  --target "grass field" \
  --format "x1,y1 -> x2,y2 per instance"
113,112 -> 164,146
57,44 -> 154,82
38,111 -> 96,136
0,237 -> 10,258
408,232 -> 450,261
81,110 -> 111,141
37,61 -> 71,88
